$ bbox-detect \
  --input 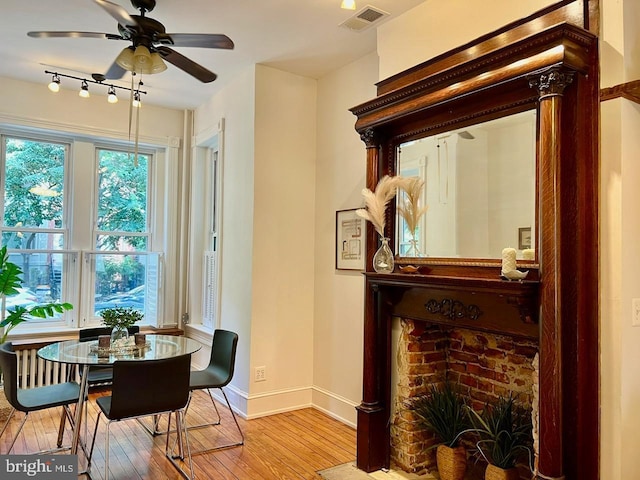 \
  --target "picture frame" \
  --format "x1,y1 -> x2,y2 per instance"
518,227 -> 532,250
336,209 -> 365,270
